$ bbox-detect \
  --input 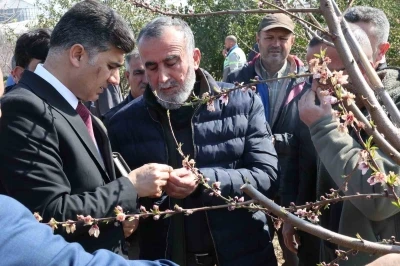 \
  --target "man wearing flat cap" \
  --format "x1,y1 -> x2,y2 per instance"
227,13 -> 320,266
